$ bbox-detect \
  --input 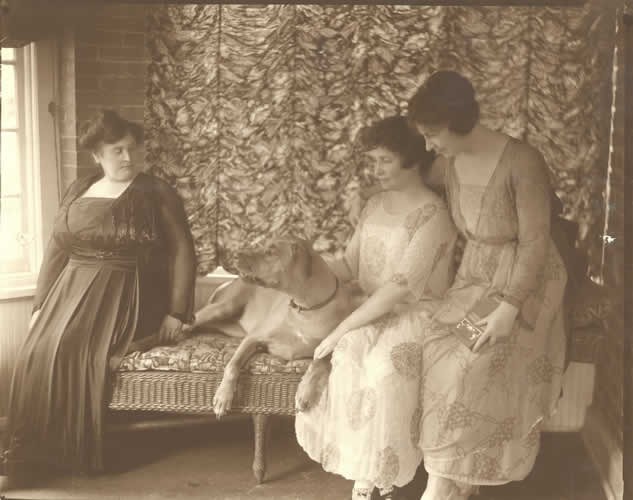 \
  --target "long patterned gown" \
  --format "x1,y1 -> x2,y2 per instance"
418,138 -> 567,484
5,172 -> 196,474
295,190 -> 458,489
